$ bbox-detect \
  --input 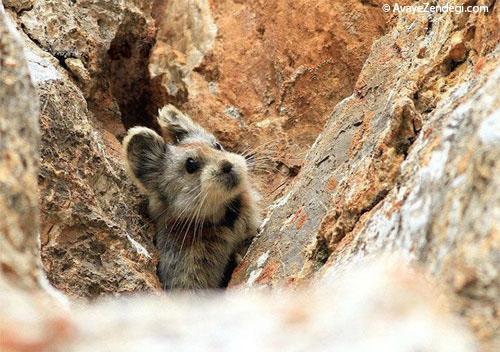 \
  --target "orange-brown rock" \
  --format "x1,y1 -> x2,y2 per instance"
150,0 -> 395,203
